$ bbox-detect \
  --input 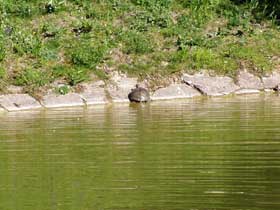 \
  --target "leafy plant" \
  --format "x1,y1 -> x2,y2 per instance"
72,20 -> 92,35
122,31 -> 154,54
52,66 -> 89,86
13,68 -> 51,87
132,0 -> 172,10
69,41 -> 106,68
0,67 -> 6,79
0,44 -> 5,62
11,29 -> 41,56
55,85 -> 70,95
